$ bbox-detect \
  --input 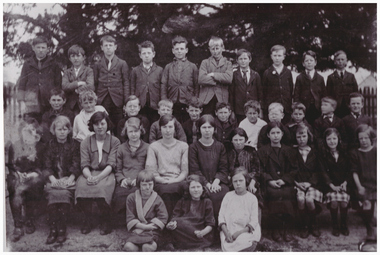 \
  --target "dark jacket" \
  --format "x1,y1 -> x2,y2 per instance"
342,113 -> 372,150
214,116 -> 237,145
257,122 -> 292,149
314,115 -> 346,150
292,147 -> 321,189
294,71 -> 326,110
